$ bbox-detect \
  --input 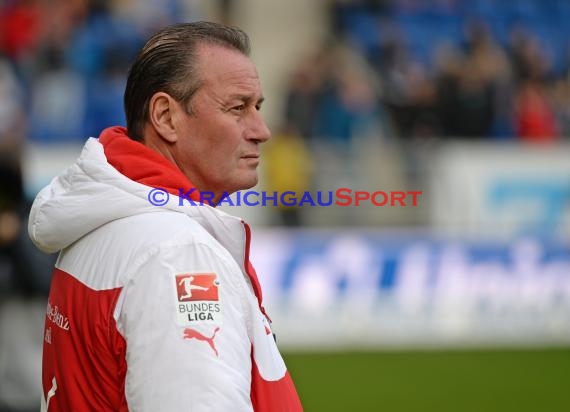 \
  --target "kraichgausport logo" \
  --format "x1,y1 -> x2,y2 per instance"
148,187 -> 422,207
